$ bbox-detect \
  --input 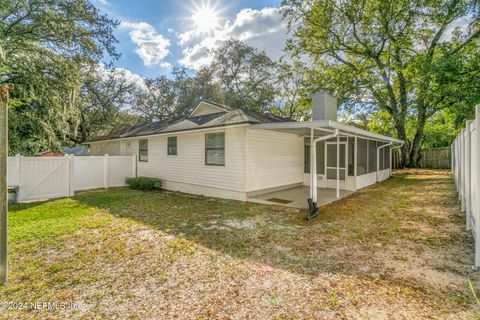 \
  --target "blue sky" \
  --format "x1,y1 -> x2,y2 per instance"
93,0 -> 286,79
